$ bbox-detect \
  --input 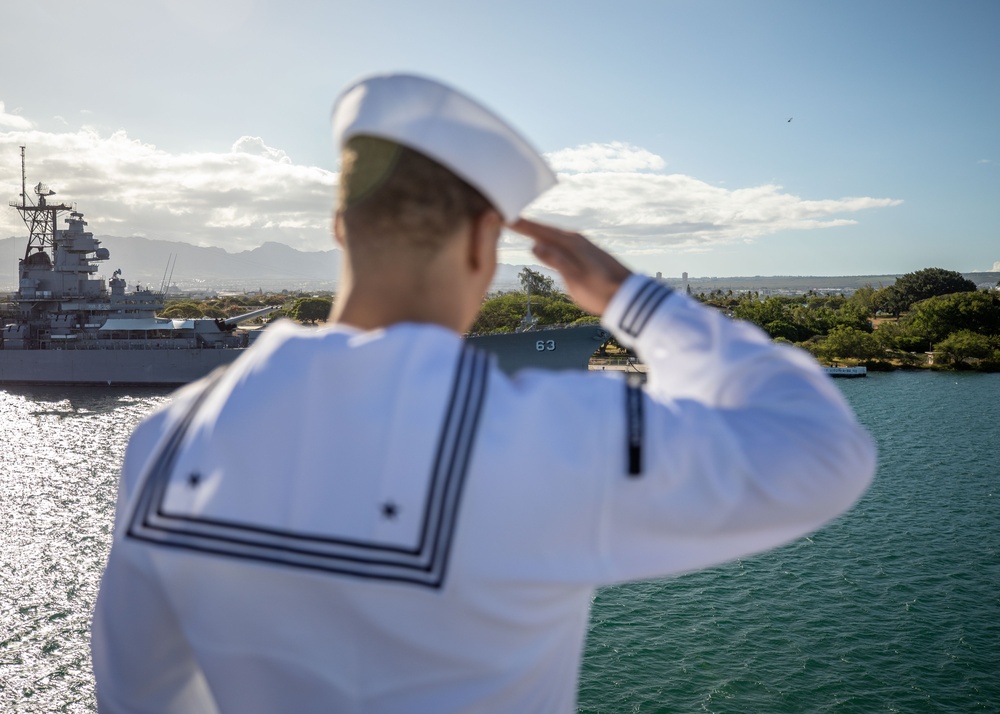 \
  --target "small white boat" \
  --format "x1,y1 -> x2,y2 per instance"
824,366 -> 868,378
